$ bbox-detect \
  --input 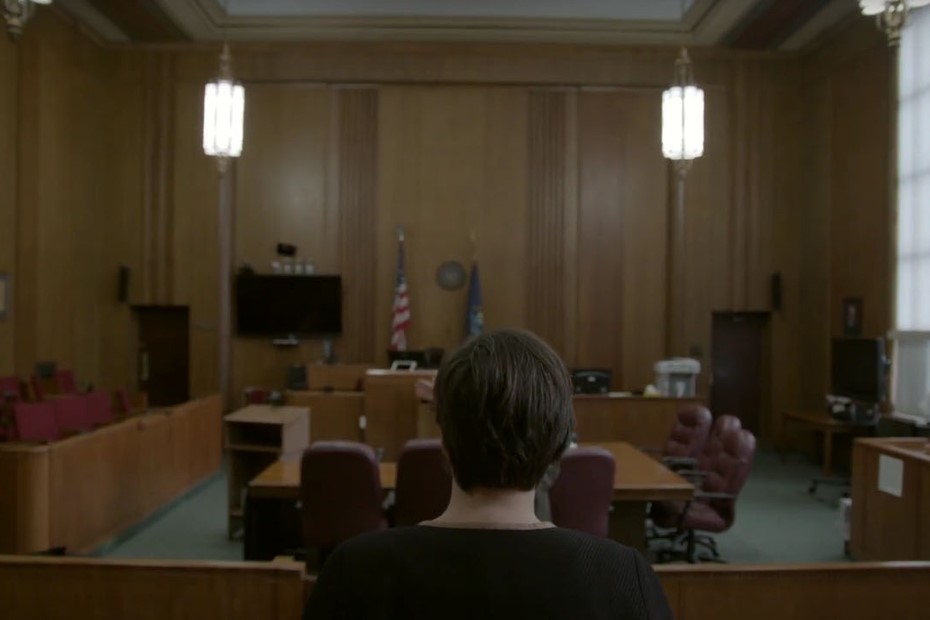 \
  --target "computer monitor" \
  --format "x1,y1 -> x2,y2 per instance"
831,337 -> 886,403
